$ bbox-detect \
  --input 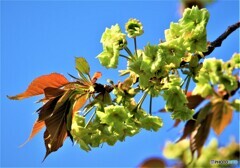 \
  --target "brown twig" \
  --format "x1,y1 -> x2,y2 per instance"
98,22 -> 240,94
202,21 -> 240,57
